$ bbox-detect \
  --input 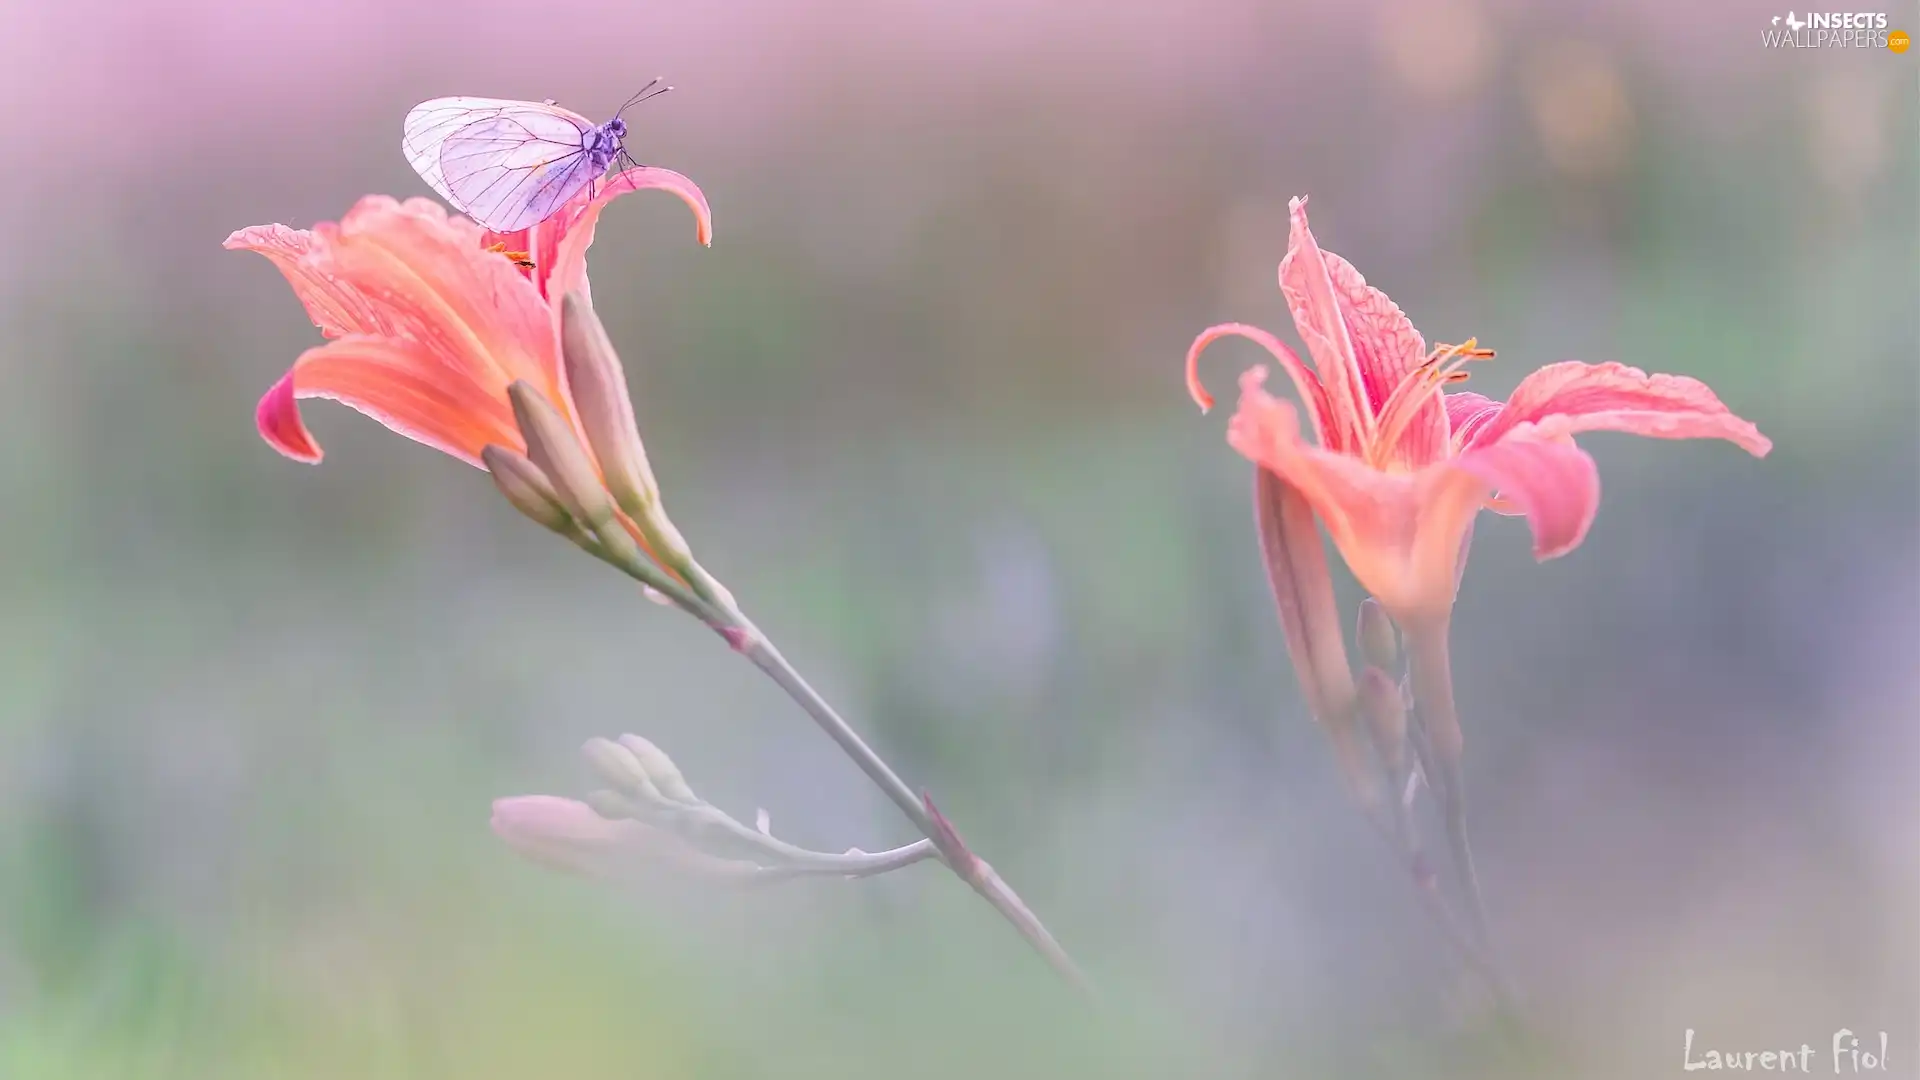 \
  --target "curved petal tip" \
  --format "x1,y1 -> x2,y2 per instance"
255,371 -> 324,463
601,166 -> 713,247
1454,431 -> 1601,562
1184,330 -> 1221,413
1186,324 -> 1327,439
1186,323 -> 1283,413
